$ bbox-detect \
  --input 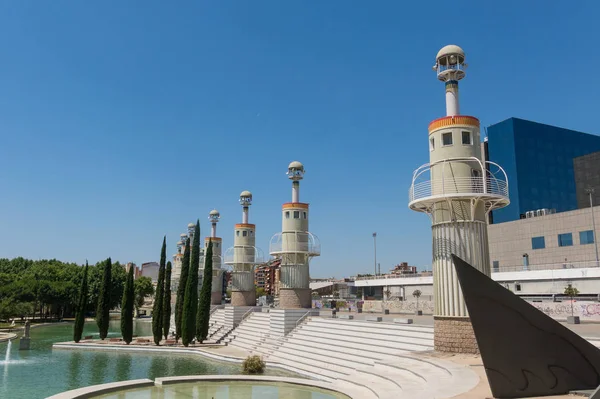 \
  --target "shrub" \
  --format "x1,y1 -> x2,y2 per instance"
242,355 -> 266,374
